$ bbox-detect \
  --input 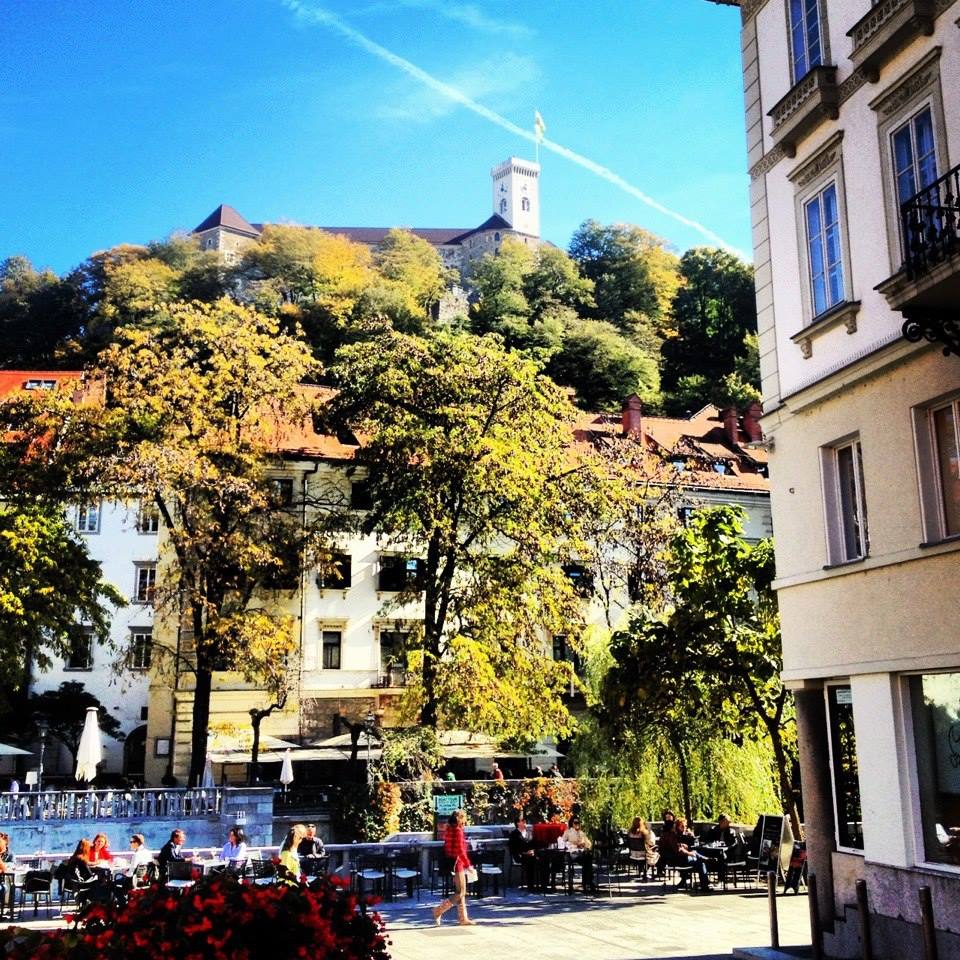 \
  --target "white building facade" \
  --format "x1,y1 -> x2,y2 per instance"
721,0 -> 960,954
